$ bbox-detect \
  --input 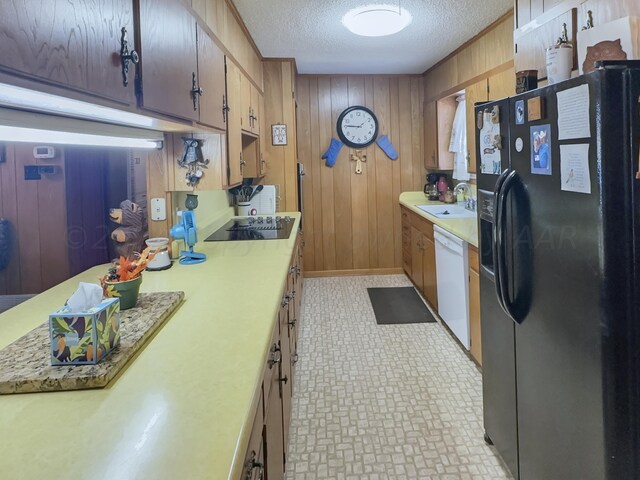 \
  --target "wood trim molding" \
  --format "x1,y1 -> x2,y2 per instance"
226,0 -> 263,59
422,9 -> 515,76
304,268 -> 405,278
297,73 -> 423,79
263,57 -> 299,75
425,59 -> 515,102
